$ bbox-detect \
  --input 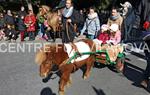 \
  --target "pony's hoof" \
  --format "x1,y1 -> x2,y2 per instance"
66,77 -> 72,88
83,76 -> 88,80
66,83 -> 70,88
83,74 -> 90,80
66,81 -> 72,88
59,91 -> 65,95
